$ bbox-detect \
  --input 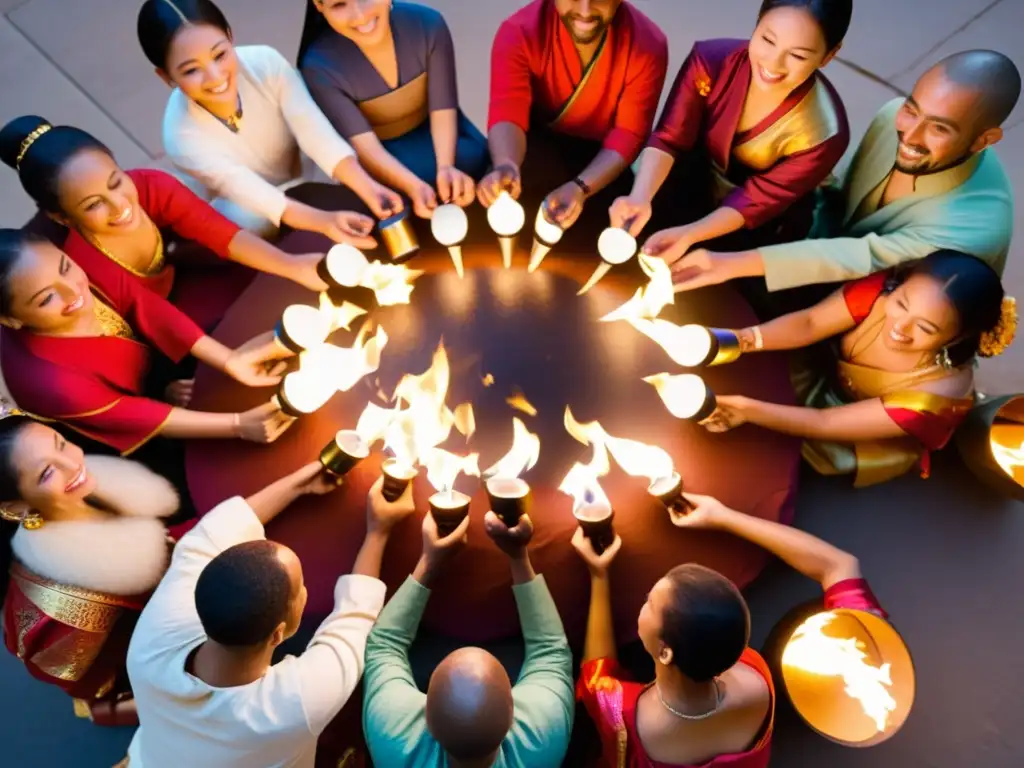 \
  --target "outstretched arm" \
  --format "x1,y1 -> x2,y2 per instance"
733,287 -> 858,352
